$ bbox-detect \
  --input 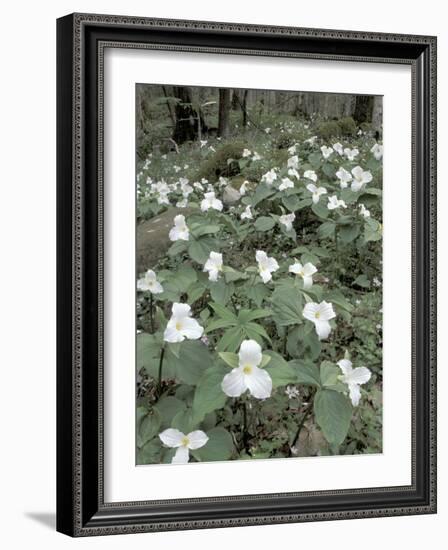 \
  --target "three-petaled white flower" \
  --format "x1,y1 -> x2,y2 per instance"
221,340 -> 272,399
159,429 -> 209,464
327,195 -> 347,210
288,168 -> 300,179
289,261 -> 317,289
333,142 -> 344,155
337,358 -> 372,406
307,183 -> 327,204
169,214 -> 189,241
344,147 -> 359,161
203,251 -> 223,282
335,167 -> 353,189
137,269 -> 164,294
303,301 -> 336,340
262,169 -> 277,186
241,205 -> 253,220
201,191 -> 223,212
287,155 -> 299,169
279,177 -> 294,191
303,170 -> 318,182
163,303 -> 204,343
279,213 -> 295,231
242,148 -> 252,158
256,250 -> 279,283
351,166 -> 373,192
359,203 -> 371,218
370,143 -> 383,160
321,145 -> 333,159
